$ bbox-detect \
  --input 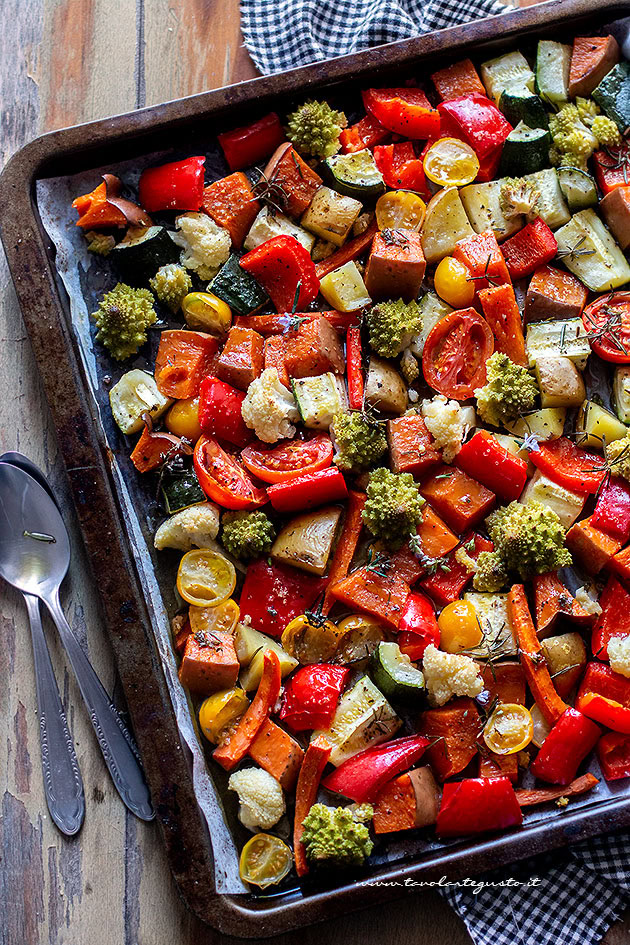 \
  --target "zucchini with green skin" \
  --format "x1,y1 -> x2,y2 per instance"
554,209 -> 630,291
323,149 -> 385,200
370,642 -> 425,704
593,61 -> 630,130
614,366 -> 630,424
499,90 -> 548,129
312,675 -> 400,766
209,253 -> 269,316
535,40 -> 571,105
526,318 -> 591,370
557,167 -> 598,212
292,373 -> 347,429
525,168 -> 571,230
109,368 -> 172,434
480,50 -> 536,103
499,123 -> 550,177
112,225 -> 180,284
161,468 -> 206,514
